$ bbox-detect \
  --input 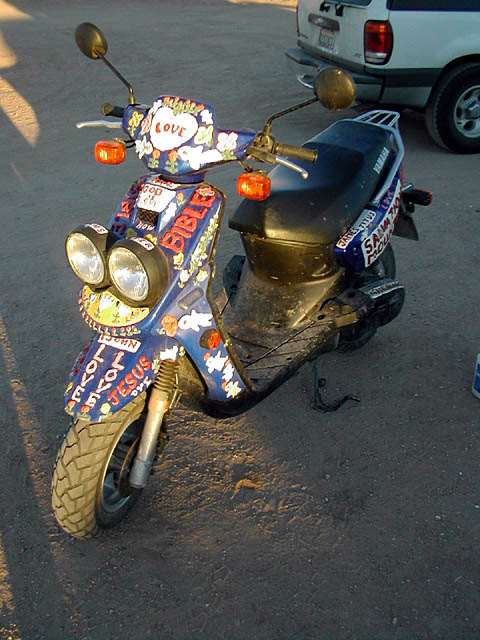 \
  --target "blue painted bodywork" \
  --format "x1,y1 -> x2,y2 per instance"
335,173 -> 402,272
65,177 -> 248,421
123,96 -> 256,176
